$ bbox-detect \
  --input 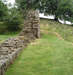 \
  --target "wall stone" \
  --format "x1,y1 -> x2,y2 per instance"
19,10 -> 40,38
0,10 -> 40,75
